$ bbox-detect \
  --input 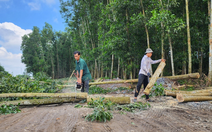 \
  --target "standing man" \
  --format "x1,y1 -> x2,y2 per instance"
134,48 -> 165,102
74,51 -> 92,93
